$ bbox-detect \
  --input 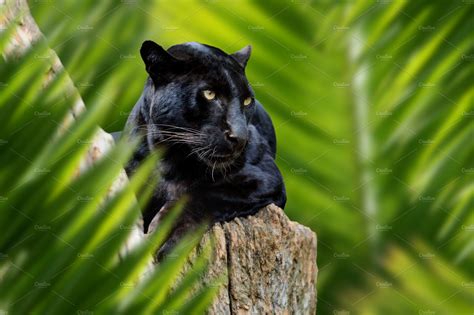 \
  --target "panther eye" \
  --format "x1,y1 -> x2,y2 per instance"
243,97 -> 252,106
203,90 -> 216,100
